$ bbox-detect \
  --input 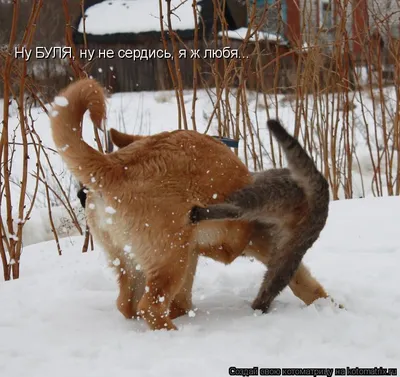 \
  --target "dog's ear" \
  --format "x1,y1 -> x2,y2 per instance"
109,128 -> 145,148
